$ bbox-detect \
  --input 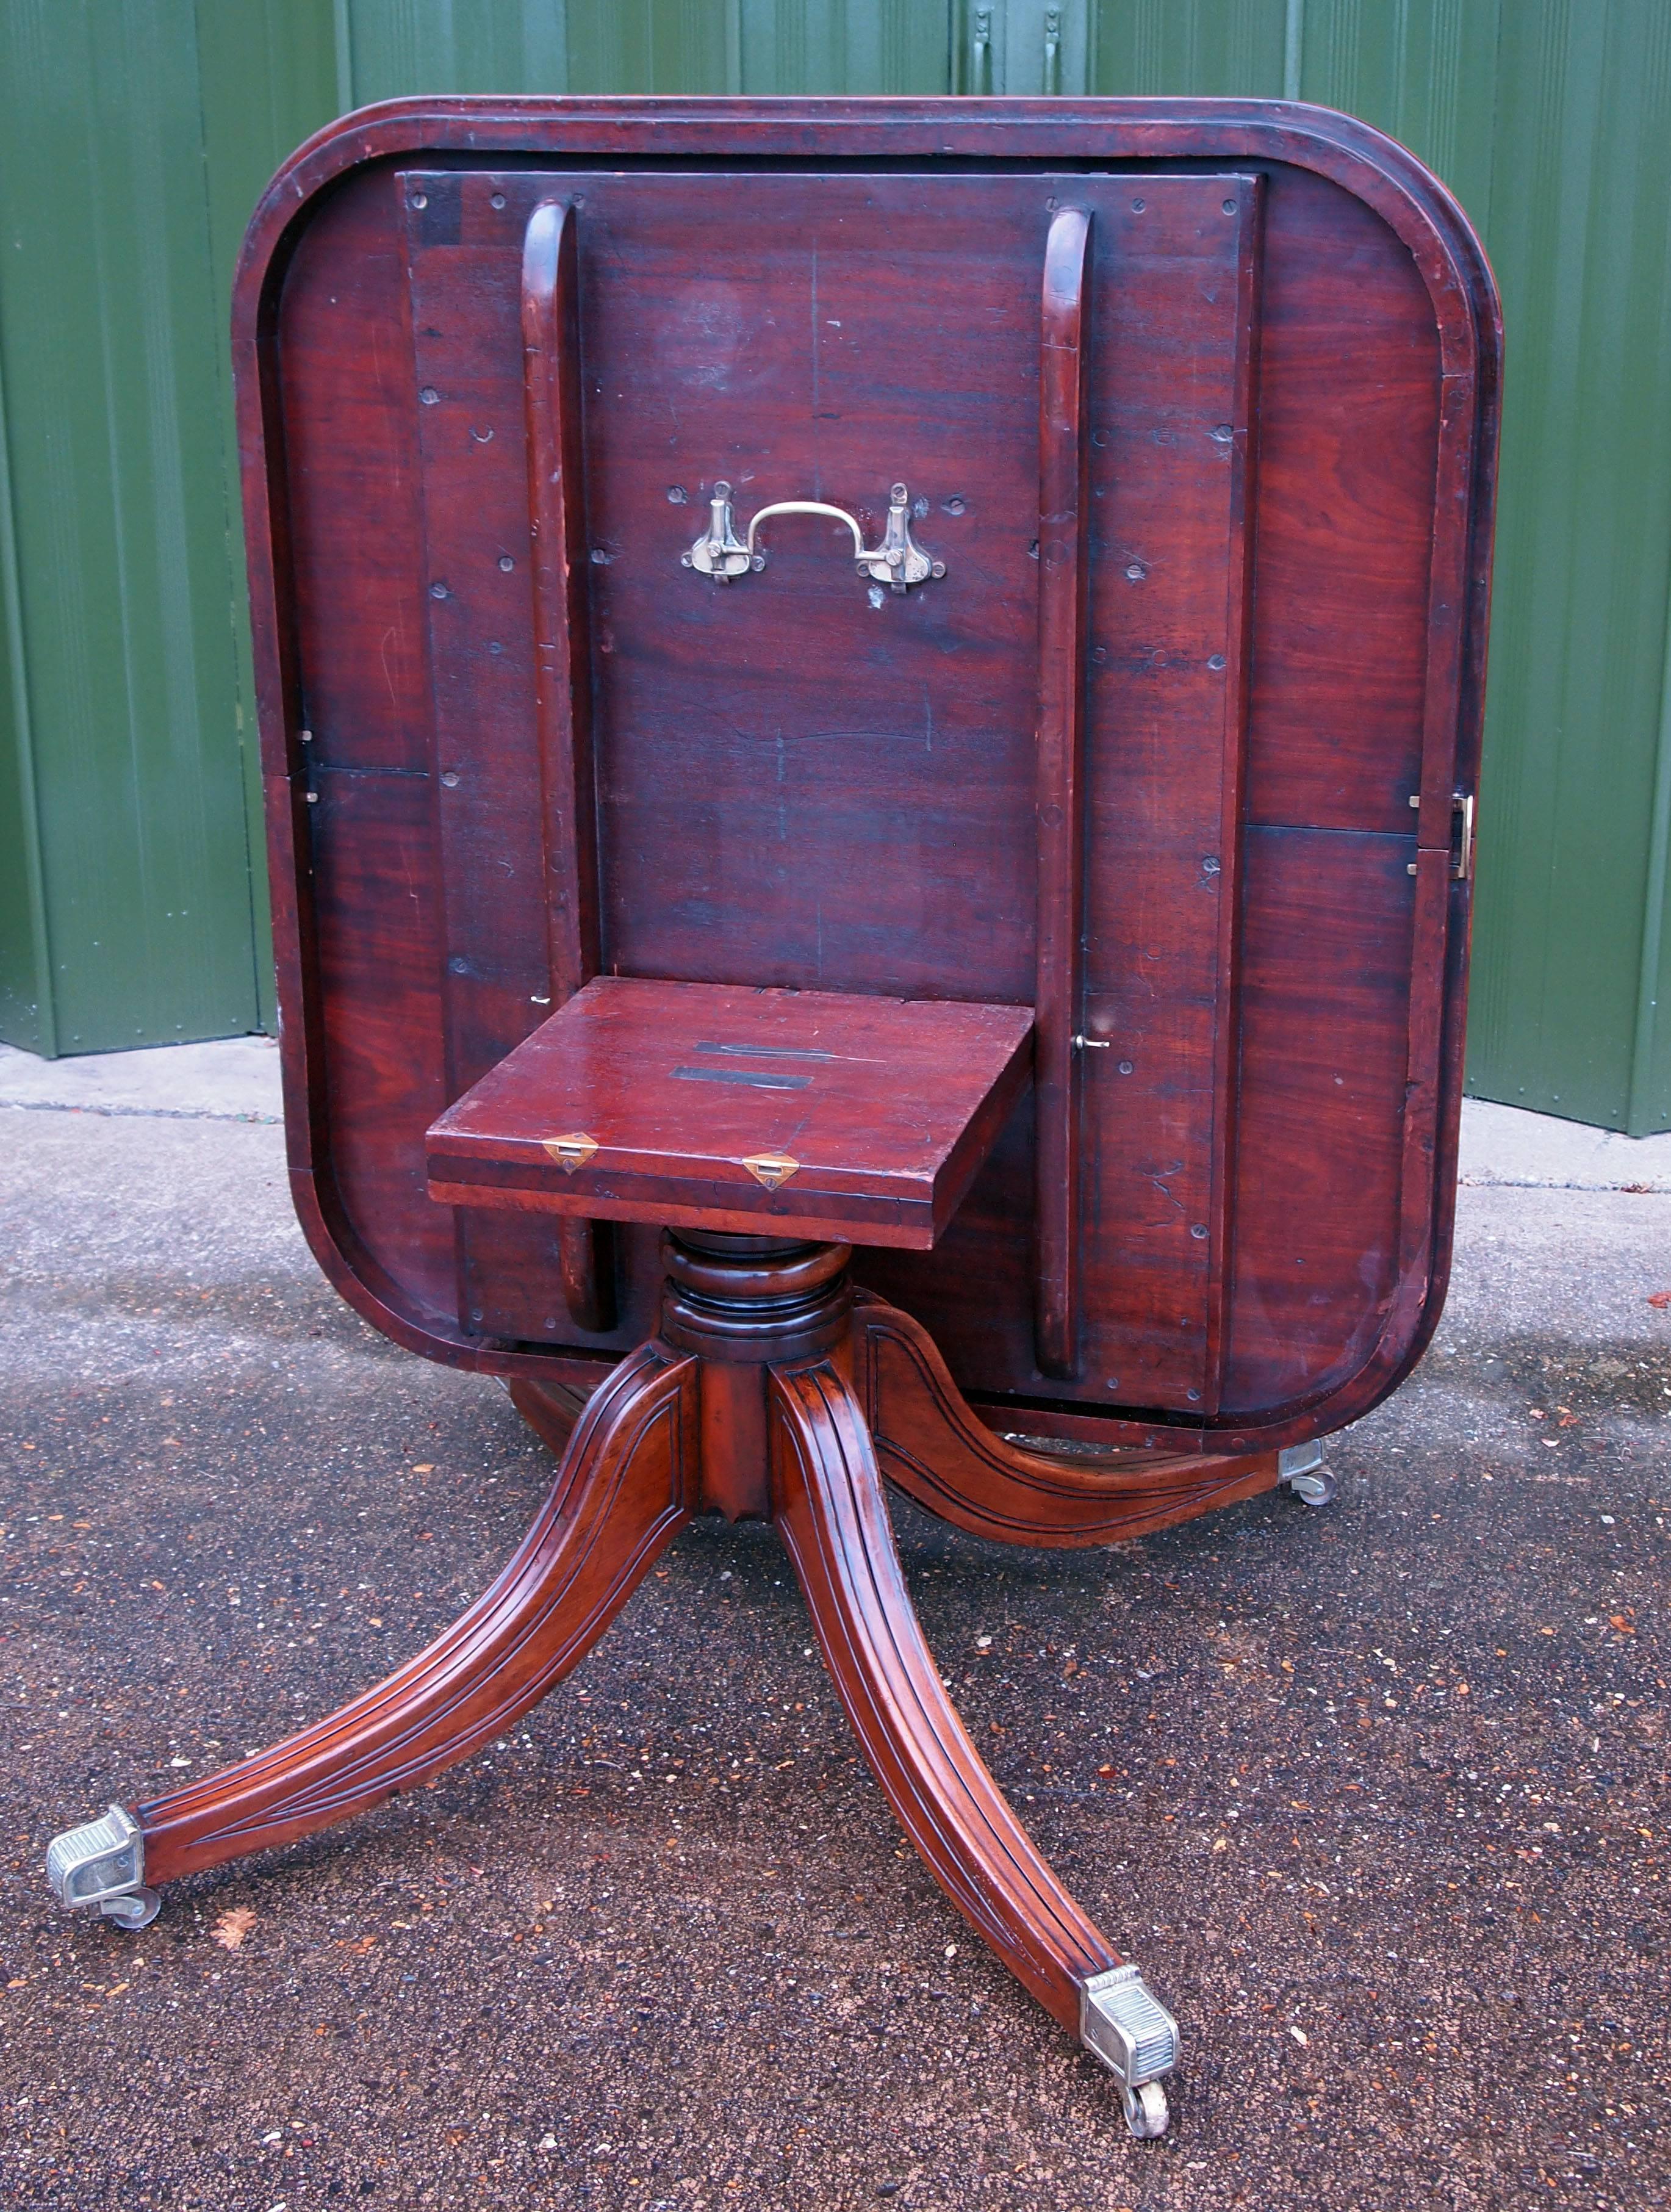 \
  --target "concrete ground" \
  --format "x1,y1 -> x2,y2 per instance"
1,1039 -> 1666,2211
